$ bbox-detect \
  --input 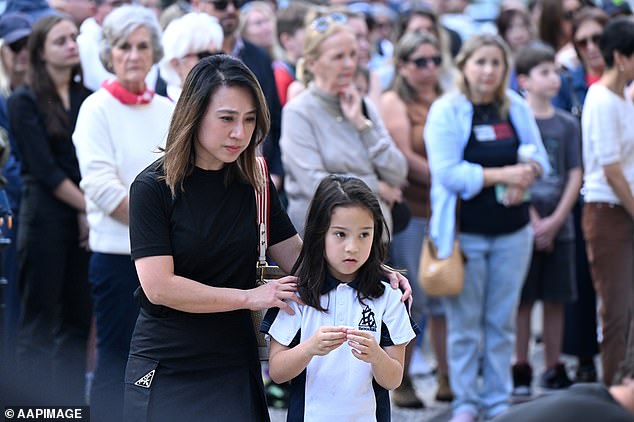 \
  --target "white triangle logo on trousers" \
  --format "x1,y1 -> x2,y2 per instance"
134,370 -> 155,388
